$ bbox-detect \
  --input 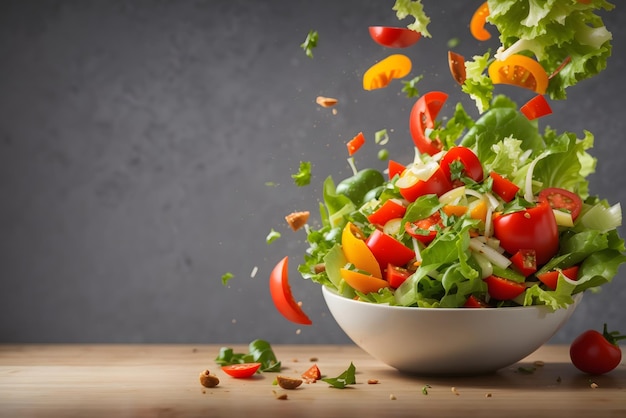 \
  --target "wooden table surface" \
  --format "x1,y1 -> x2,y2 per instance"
0,344 -> 624,418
